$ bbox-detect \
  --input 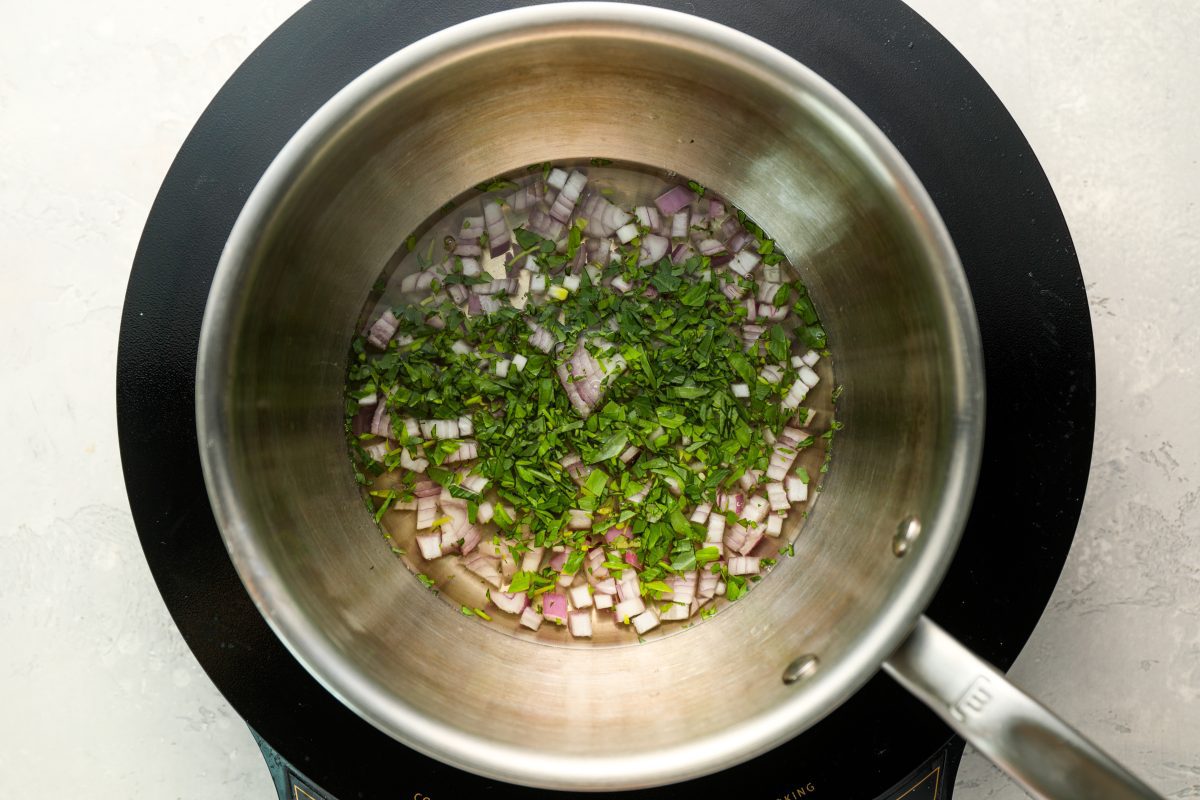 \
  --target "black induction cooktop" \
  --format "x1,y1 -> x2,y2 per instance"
116,1 -> 1094,798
